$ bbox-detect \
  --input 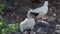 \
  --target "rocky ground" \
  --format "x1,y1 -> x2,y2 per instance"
0,0 -> 60,34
